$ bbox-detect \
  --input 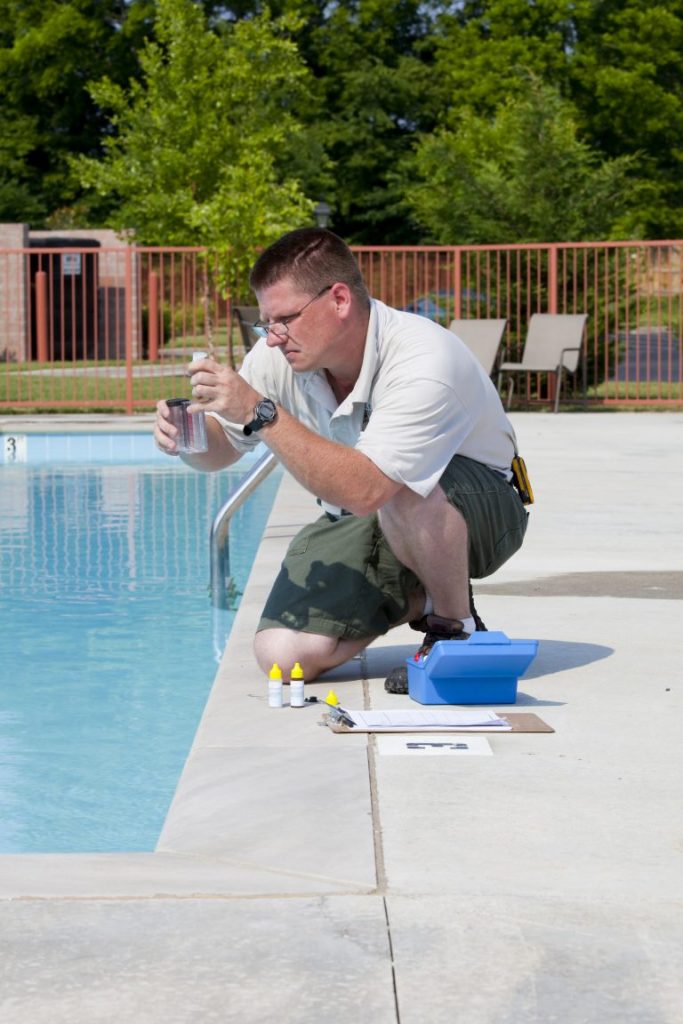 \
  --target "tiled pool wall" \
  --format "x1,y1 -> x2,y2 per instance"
1,431 -> 165,465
